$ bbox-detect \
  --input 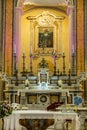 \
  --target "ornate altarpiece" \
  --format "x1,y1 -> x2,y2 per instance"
27,11 -> 65,54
